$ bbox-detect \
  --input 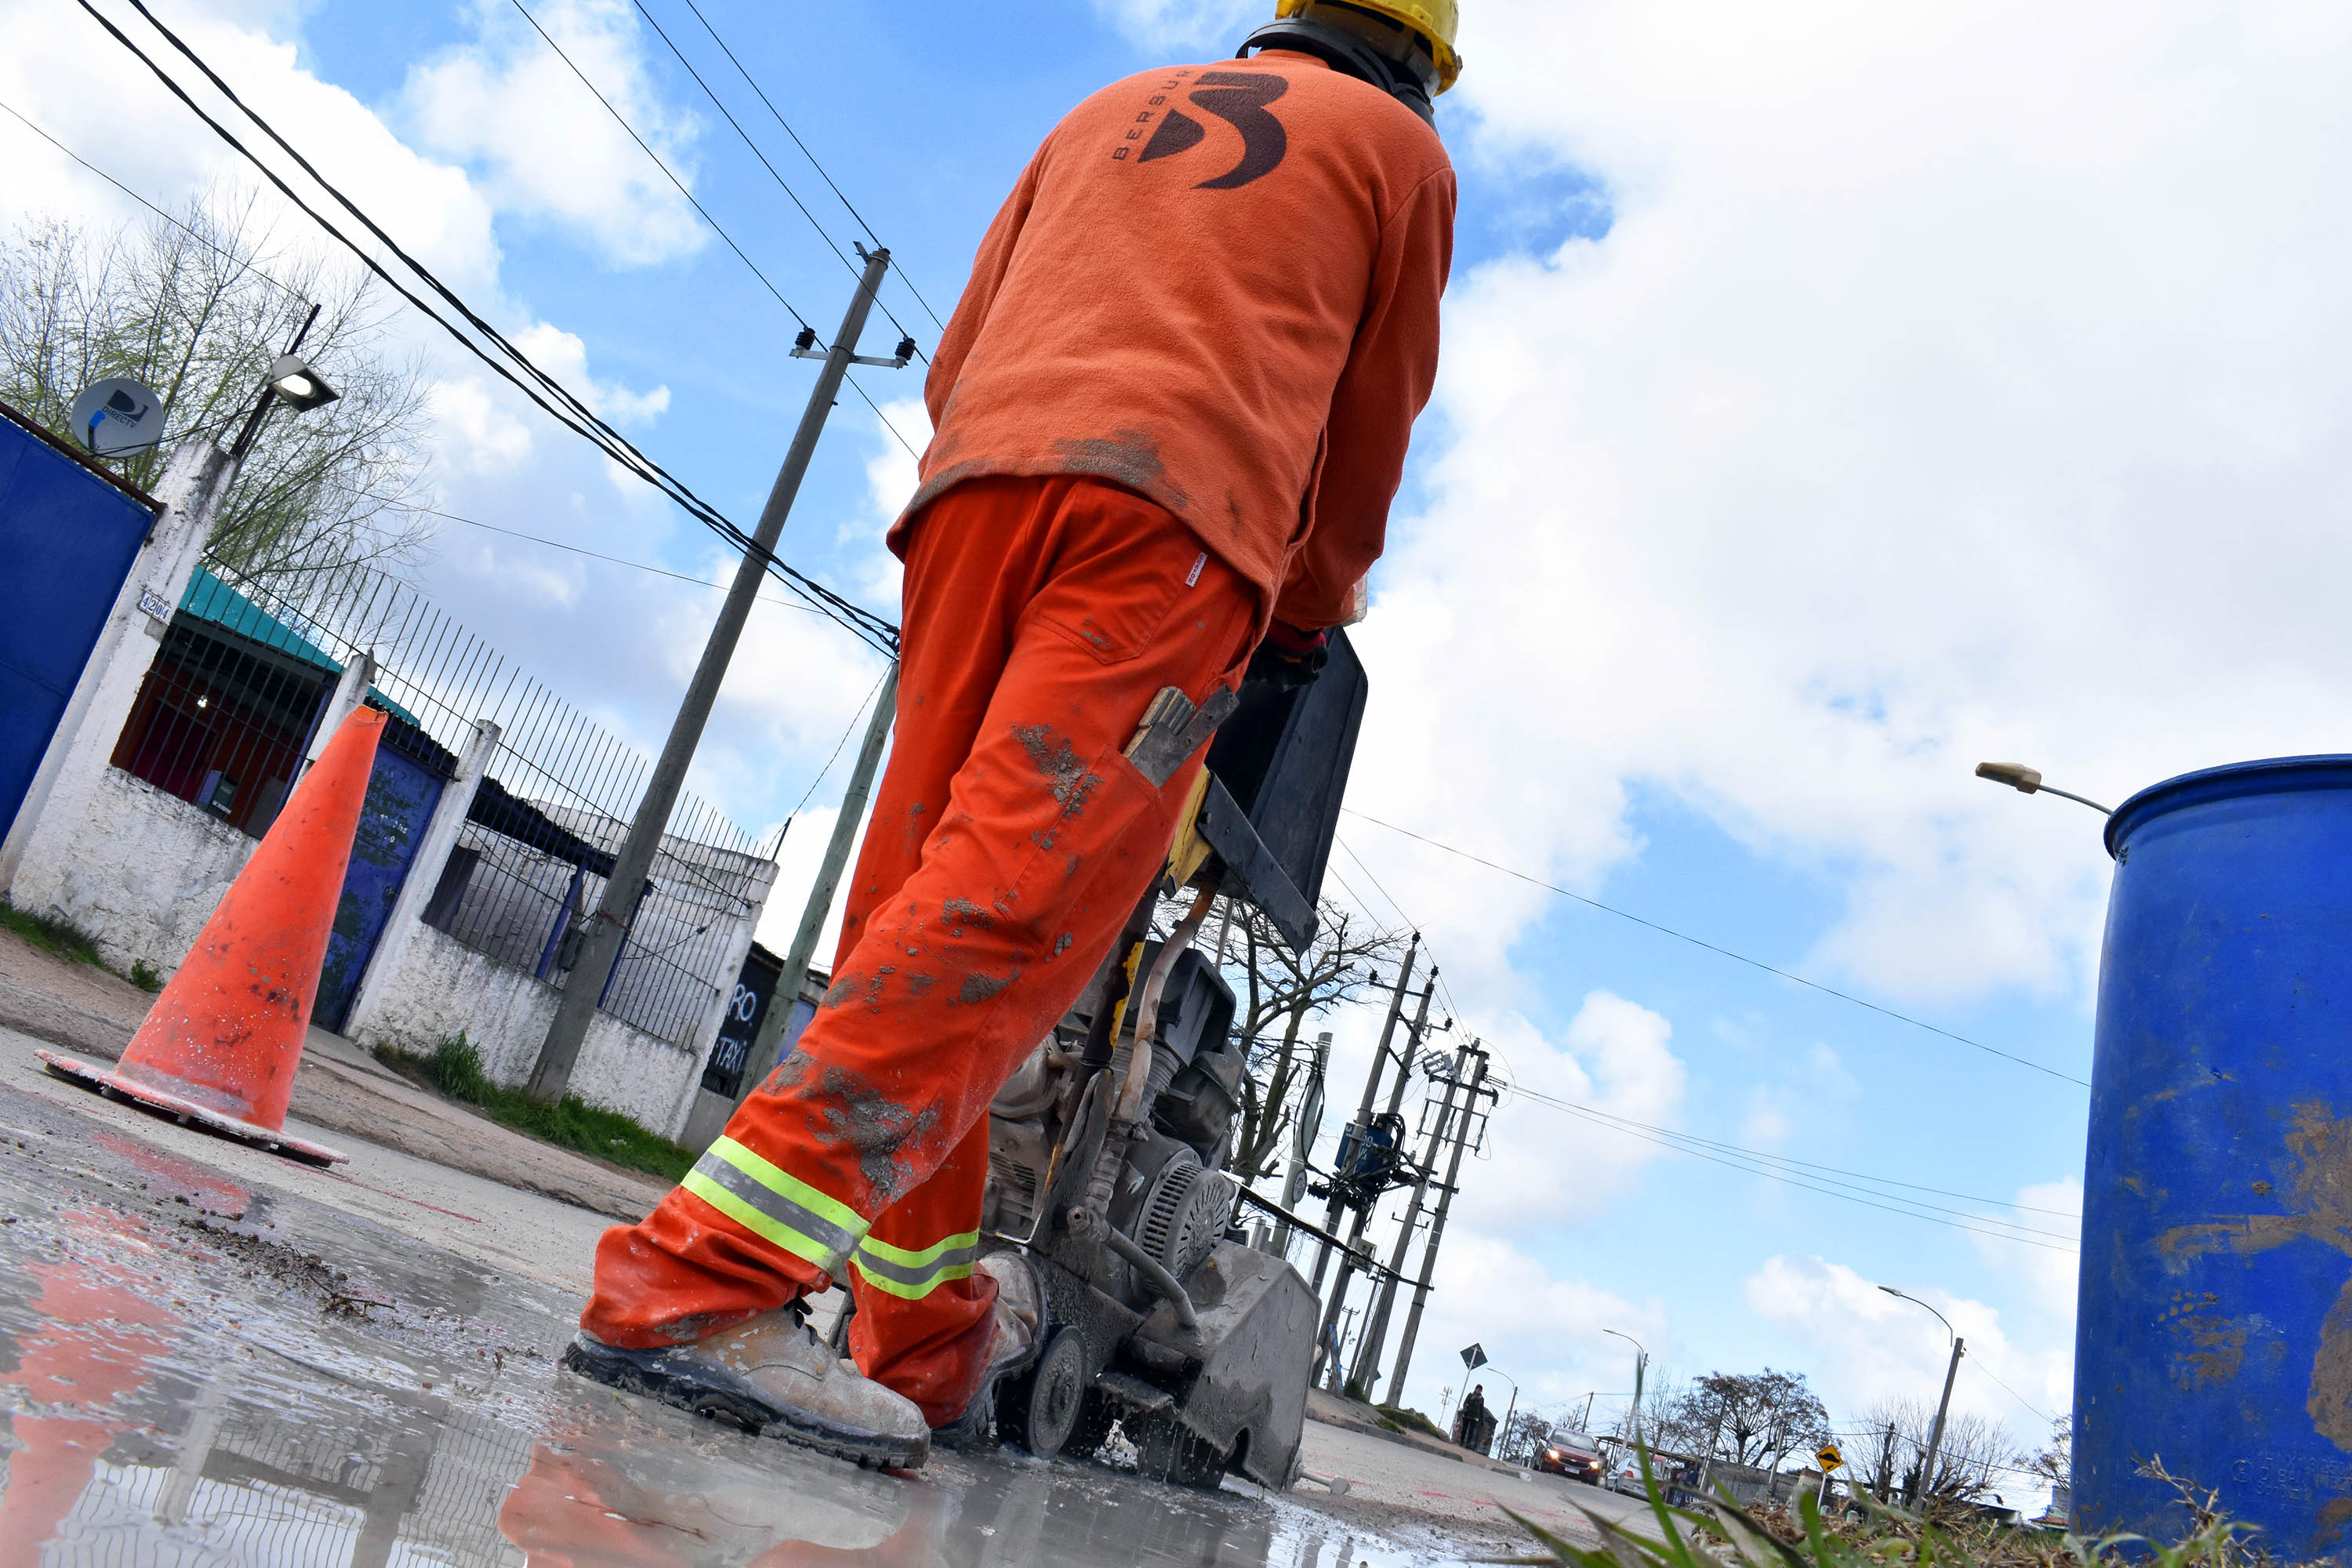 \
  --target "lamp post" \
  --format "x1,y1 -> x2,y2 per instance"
1880,1285 -> 1965,1508
1604,1328 -> 1649,1441
1974,762 -> 2111,816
